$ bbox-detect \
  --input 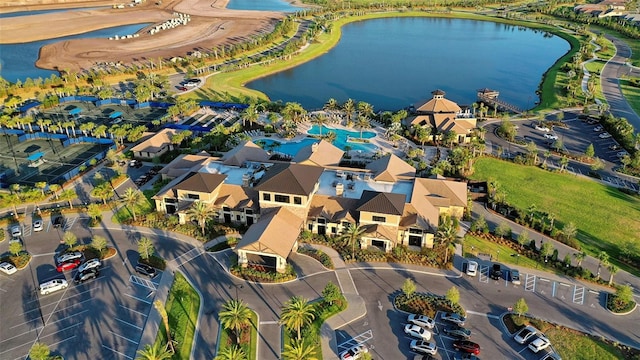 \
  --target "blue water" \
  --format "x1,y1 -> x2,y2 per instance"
227,0 -> 300,12
0,6 -> 109,18
248,18 -> 570,111
259,125 -> 377,156
0,23 -> 150,83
